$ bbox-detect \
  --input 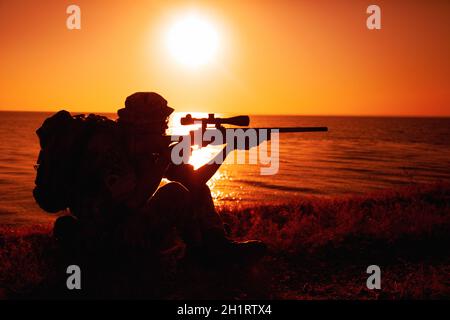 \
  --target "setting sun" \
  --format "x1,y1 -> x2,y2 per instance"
165,12 -> 219,68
